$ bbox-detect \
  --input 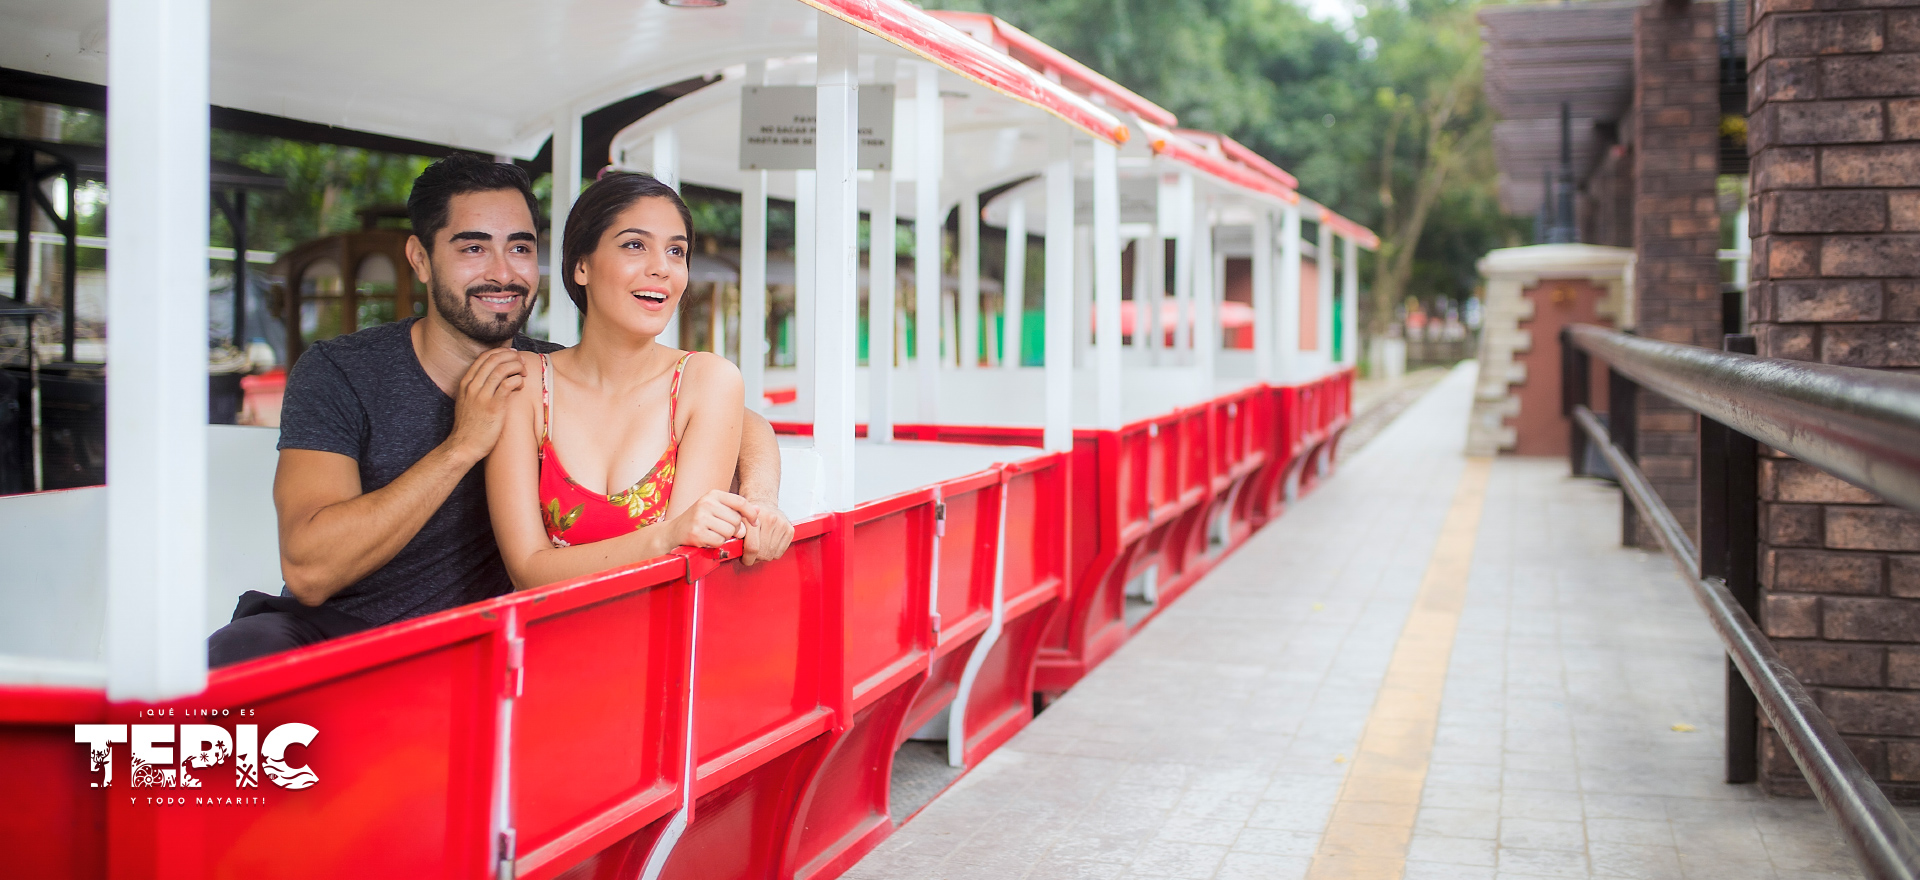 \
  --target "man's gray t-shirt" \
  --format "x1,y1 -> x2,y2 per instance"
276,317 -> 560,627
